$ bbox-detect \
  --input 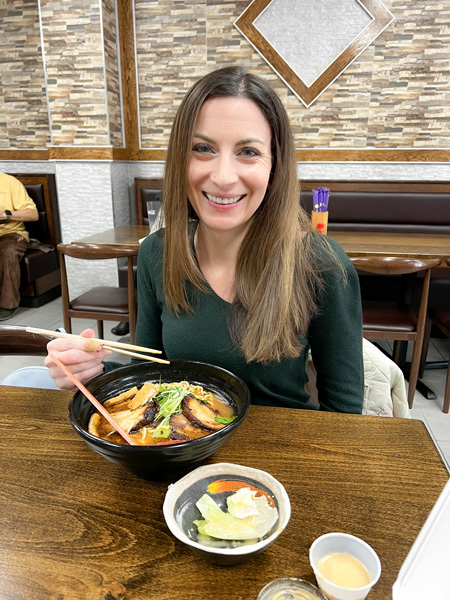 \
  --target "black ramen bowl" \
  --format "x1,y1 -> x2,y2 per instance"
68,360 -> 251,481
